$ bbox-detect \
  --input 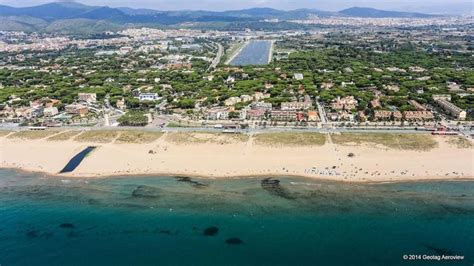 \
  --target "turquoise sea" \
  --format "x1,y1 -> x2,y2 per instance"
0,169 -> 473,266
